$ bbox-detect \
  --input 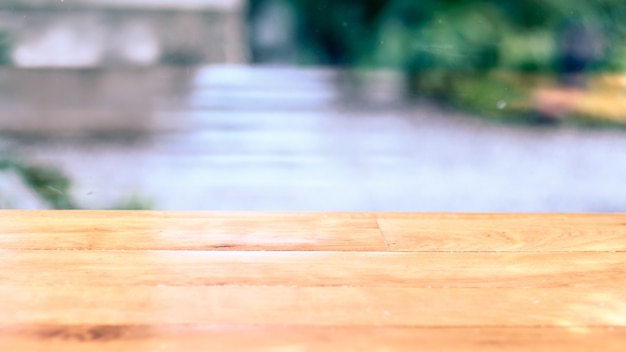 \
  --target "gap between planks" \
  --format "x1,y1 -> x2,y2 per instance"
375,216 -> 391,251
